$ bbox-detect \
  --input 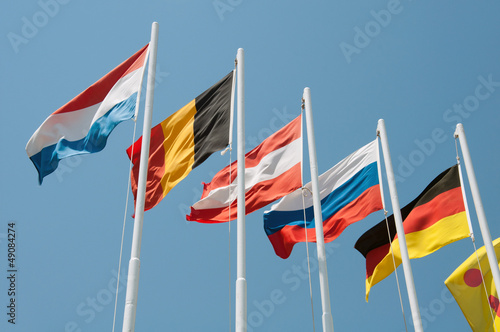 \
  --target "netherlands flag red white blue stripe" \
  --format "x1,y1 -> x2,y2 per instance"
26,44 -> 149,184
263,139 -> 383,259
187,115 -> 303,223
